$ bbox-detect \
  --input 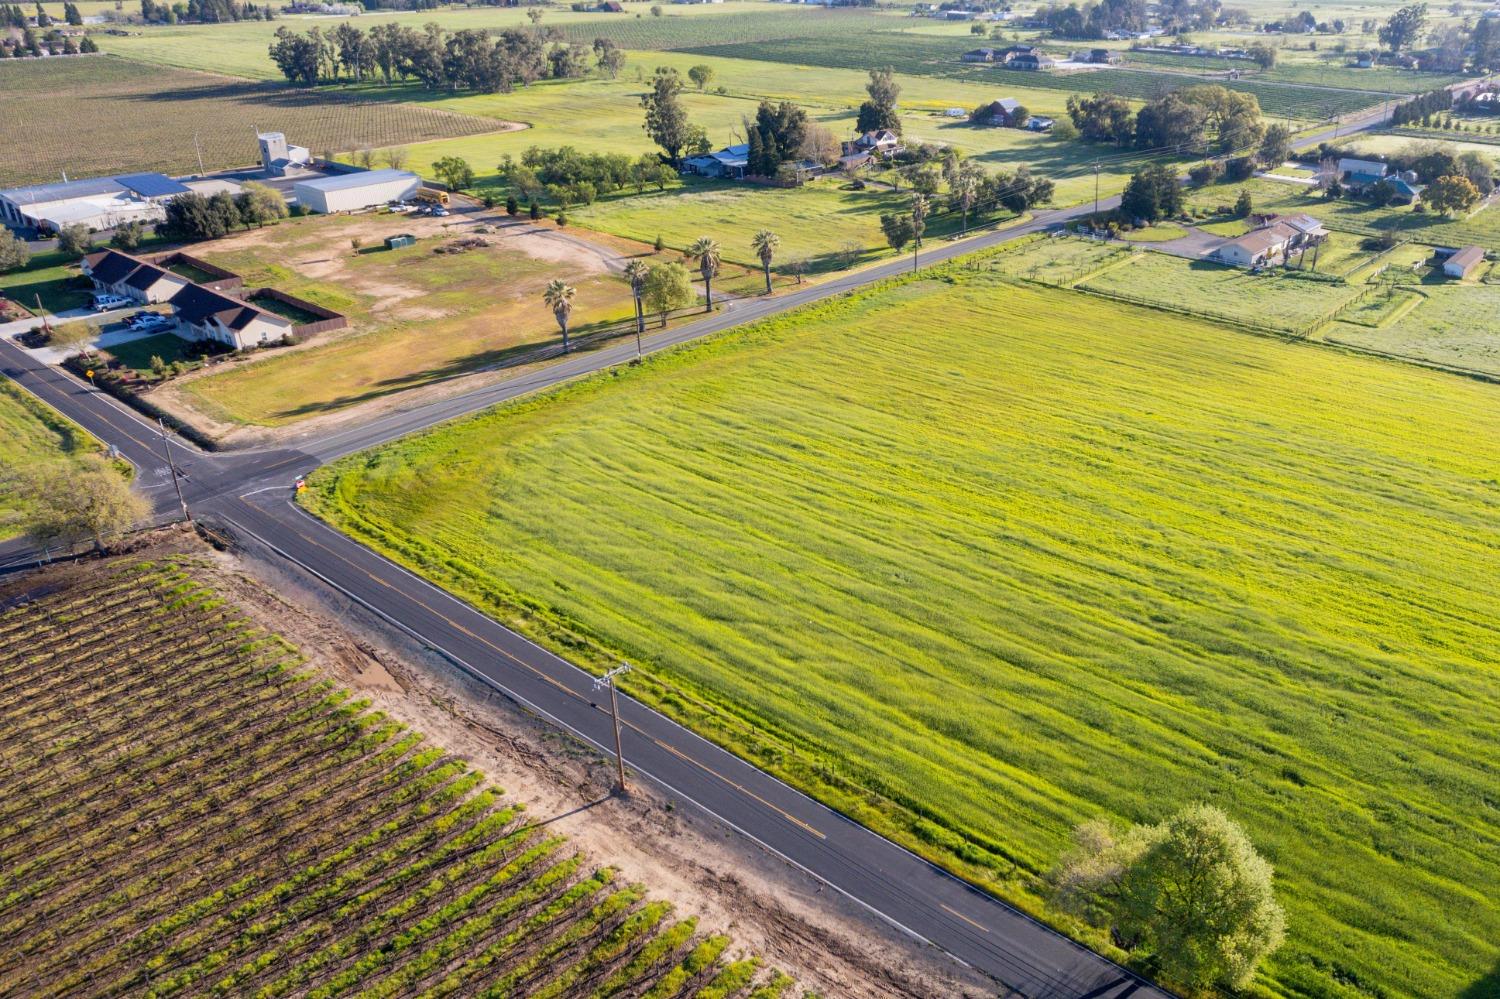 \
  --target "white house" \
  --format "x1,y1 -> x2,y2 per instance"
1442,245 -> 1485,279
292,169 -> 422,213
1215,222 -> 1297,268
851,129 -> 901,156
80,249 -> 191,304
1269,213 -> 1327,245
169,283 -> 294,349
